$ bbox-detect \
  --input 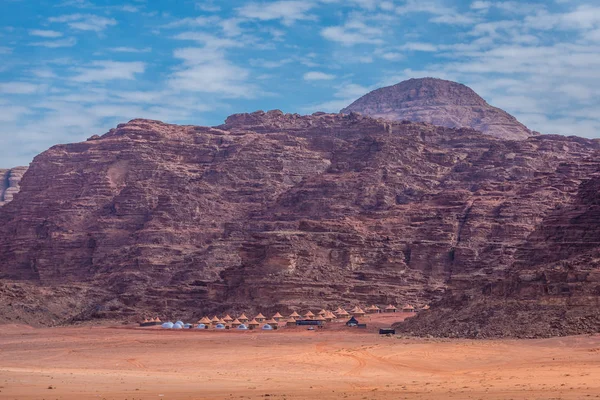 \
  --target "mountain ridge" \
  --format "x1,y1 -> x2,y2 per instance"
341,77 -> 535,140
